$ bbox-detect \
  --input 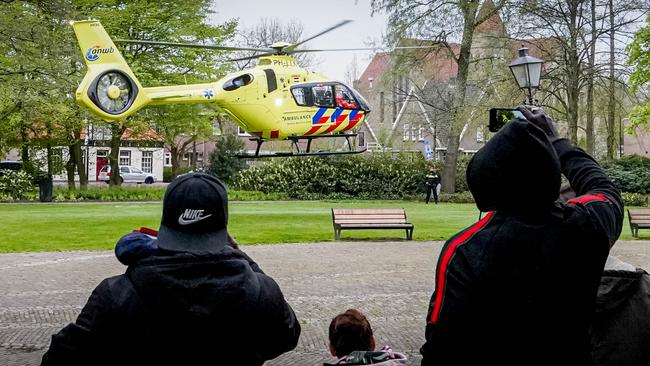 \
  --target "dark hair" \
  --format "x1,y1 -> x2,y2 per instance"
328,309 -> 373,357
